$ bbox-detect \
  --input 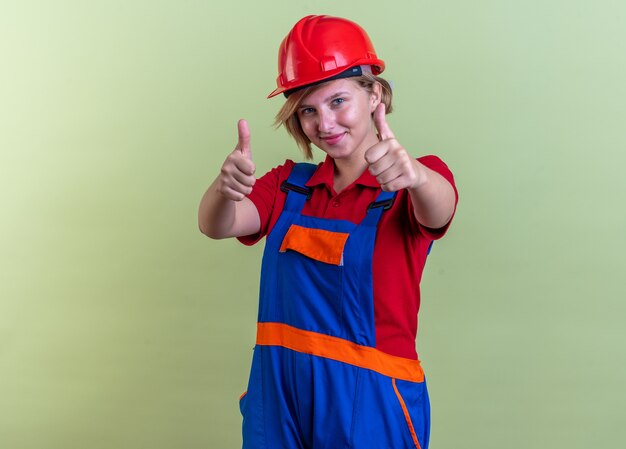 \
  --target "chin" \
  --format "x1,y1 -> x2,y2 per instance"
317,140 -> 352,157
321,146 -> 352,160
